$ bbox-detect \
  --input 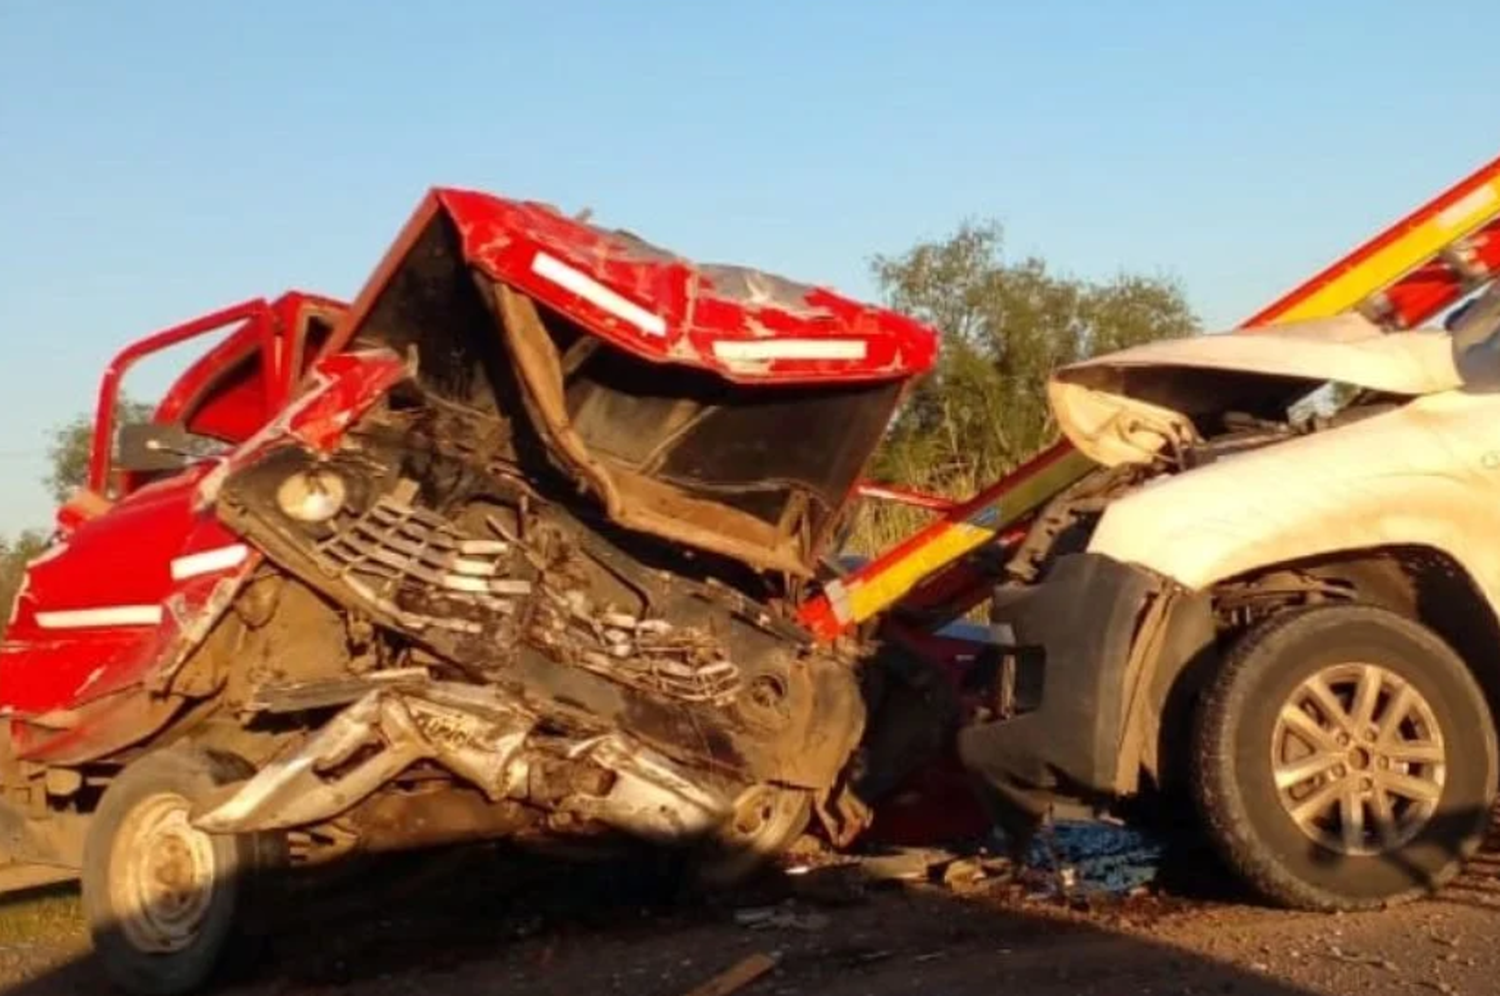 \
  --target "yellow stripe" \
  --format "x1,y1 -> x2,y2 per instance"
847,449 -> 1096,622
1274,177 -> 1500,325
848,520 -> 994,620
997,449 -> 1096,525
845,171 -> 1500,625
